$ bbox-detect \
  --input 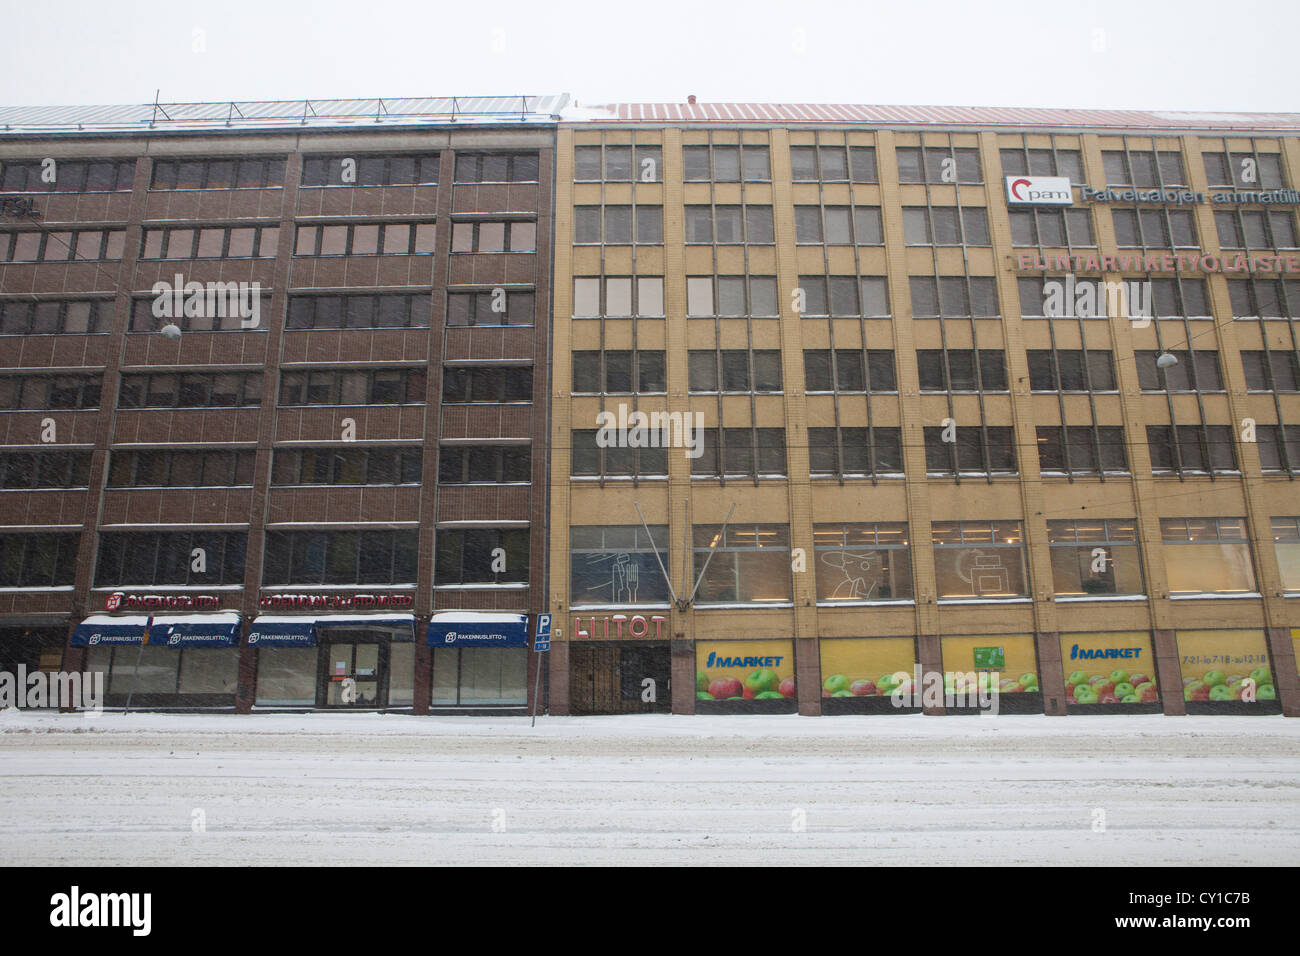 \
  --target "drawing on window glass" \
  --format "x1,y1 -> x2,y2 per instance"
819,550 -> 880,600
580,551 -> 641,603
957,549 -> 1010,596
